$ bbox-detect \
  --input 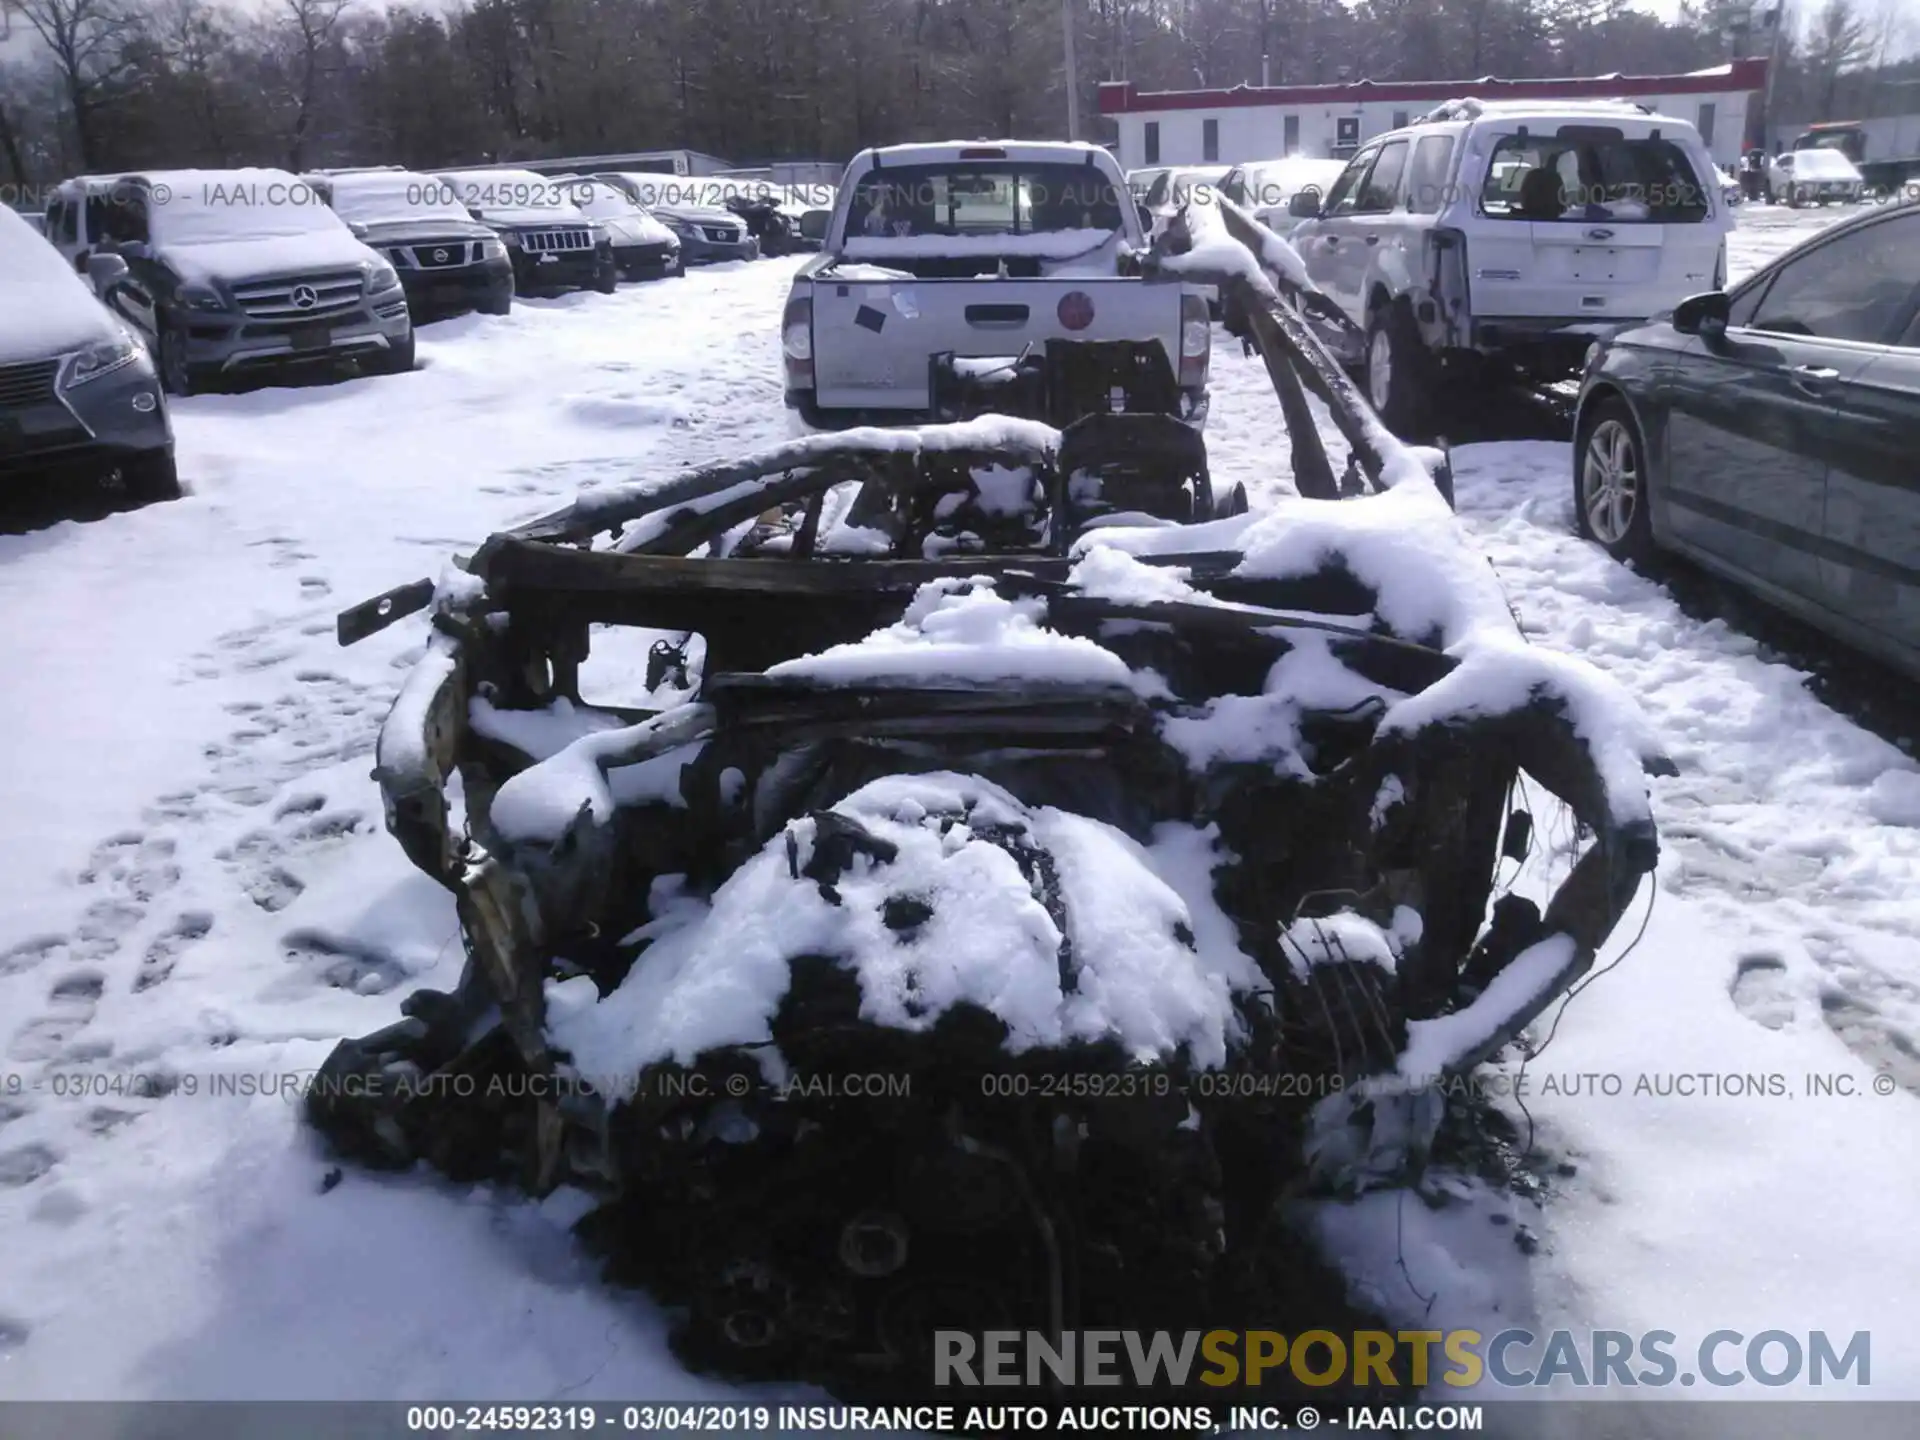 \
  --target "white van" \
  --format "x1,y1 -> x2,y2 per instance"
1285,97 -> 1732,434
